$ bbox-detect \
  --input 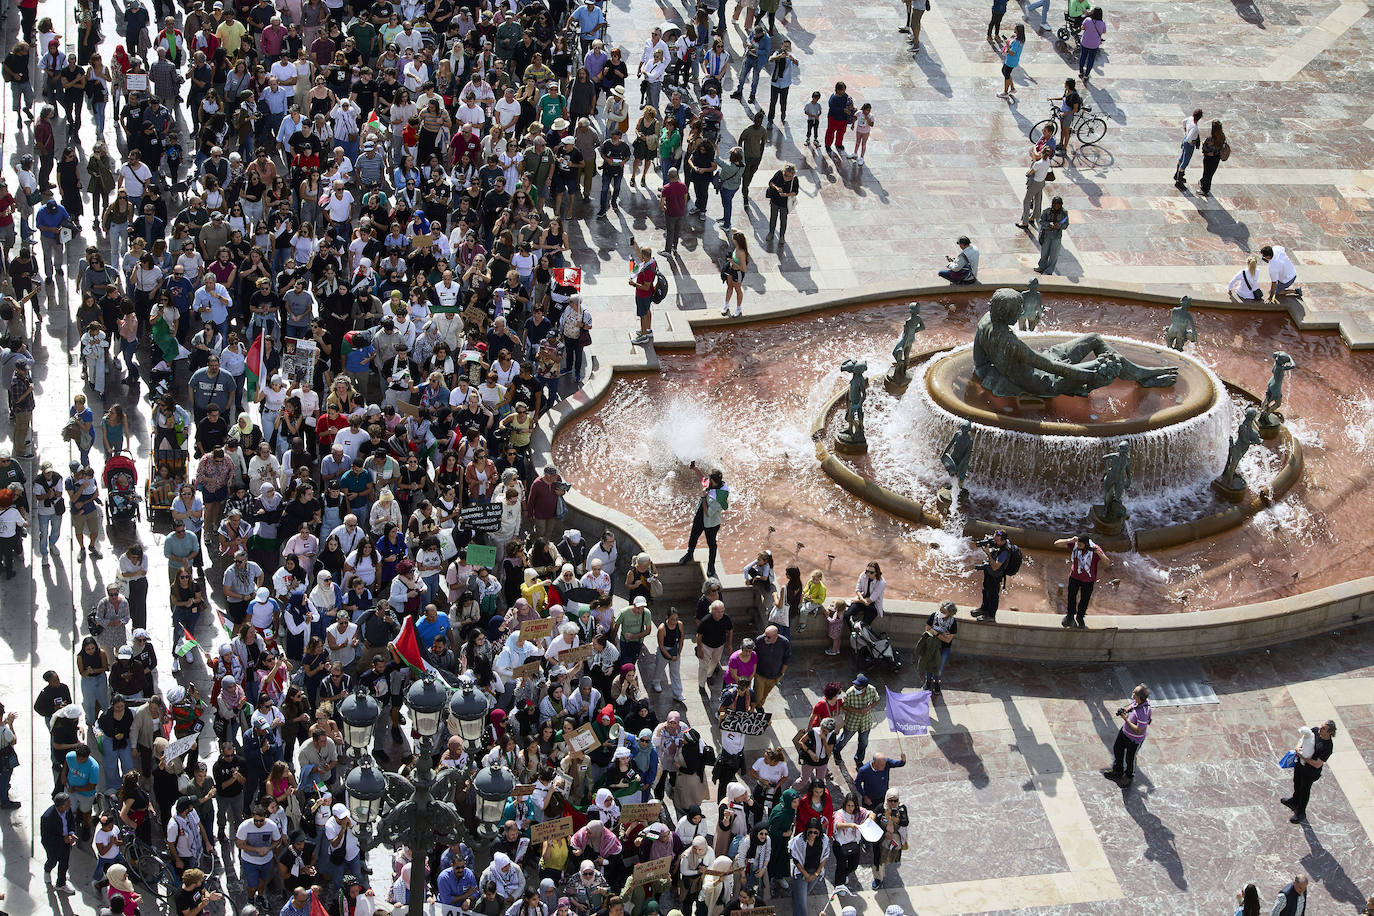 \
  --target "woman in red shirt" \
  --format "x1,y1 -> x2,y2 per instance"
808,681 -> 844,728
793,777 -> 834,837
